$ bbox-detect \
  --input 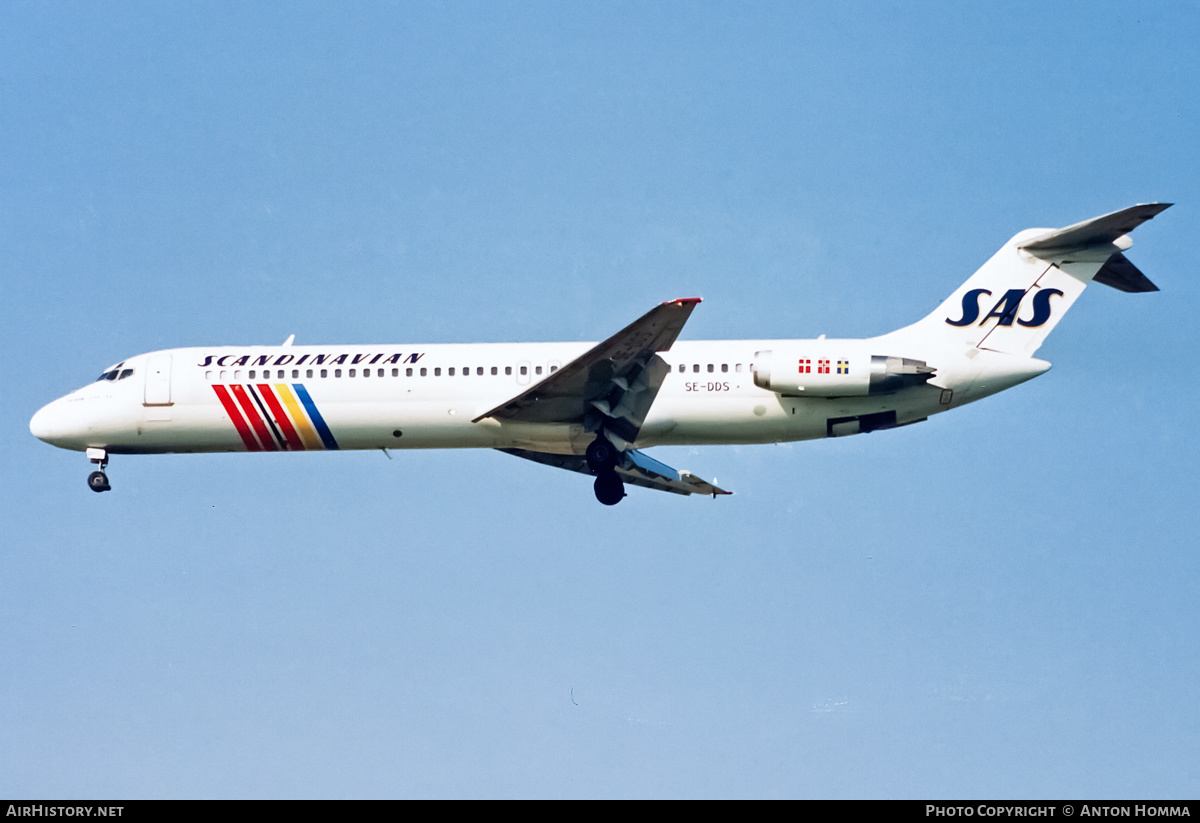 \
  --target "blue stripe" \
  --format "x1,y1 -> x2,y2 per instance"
292,384 -> 339,450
